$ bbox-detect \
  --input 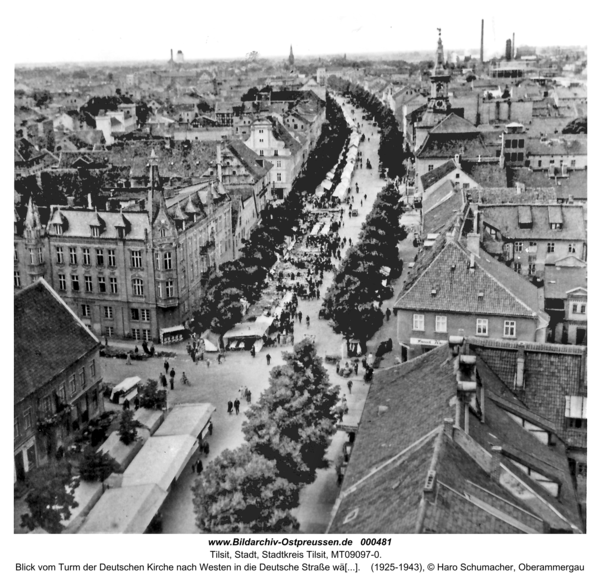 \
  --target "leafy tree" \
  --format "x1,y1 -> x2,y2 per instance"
118,410 -> 139,445
243,340 -> 339,484
78,446 -> 119,482
193,445 -> 299,533
138,379 -> 166,410
20,462 -> 80,533
241,87 -> 260,101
